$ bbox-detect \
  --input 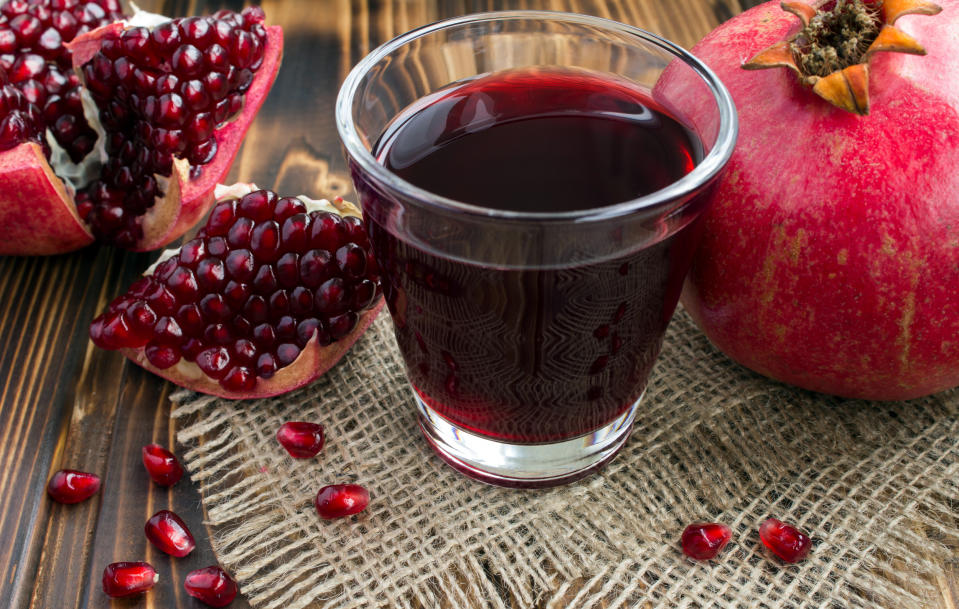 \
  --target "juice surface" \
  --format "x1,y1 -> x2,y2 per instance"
377,68 -> 700,213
